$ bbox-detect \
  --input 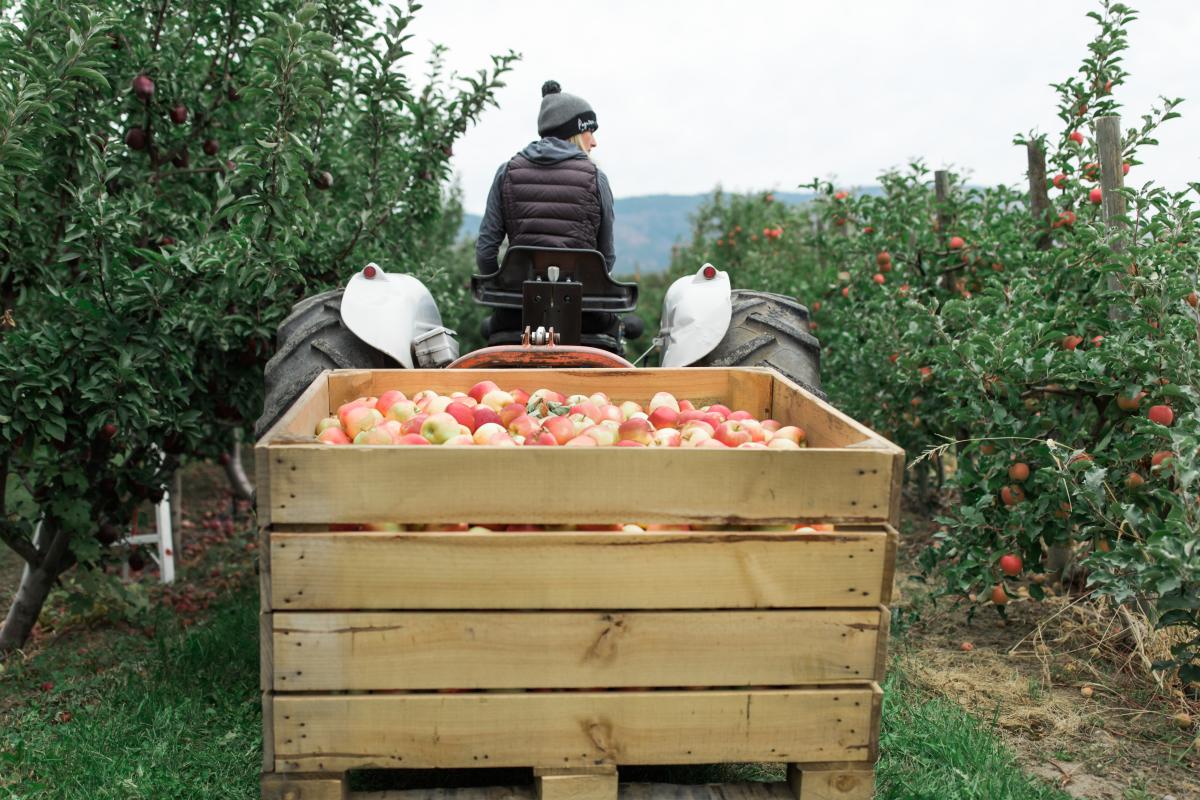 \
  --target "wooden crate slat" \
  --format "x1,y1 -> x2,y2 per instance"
264,447 -> 895,525
272,687 -> 879,772
269,529 -> 891,611
271,609 -> 884,691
